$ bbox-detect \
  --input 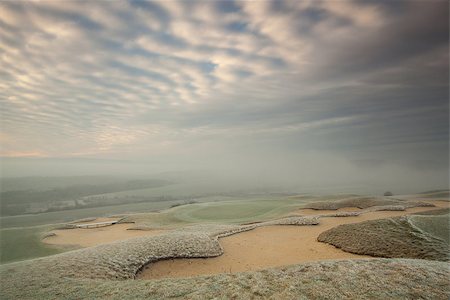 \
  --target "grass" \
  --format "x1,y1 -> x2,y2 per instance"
0,194 -> 308,229
408,213 -> 450,242
0,194 -> 429,265
0,195 -> 311,265
303,196 -> 433,210
170,198 -> 300,224
318,214 -> 449,261
0,226 -> 67,264
123,197 -> 314,228
418,190 -> 450,198
1,258 -> 448,299
0,200 -> 193,264
0,193 -> 448,299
